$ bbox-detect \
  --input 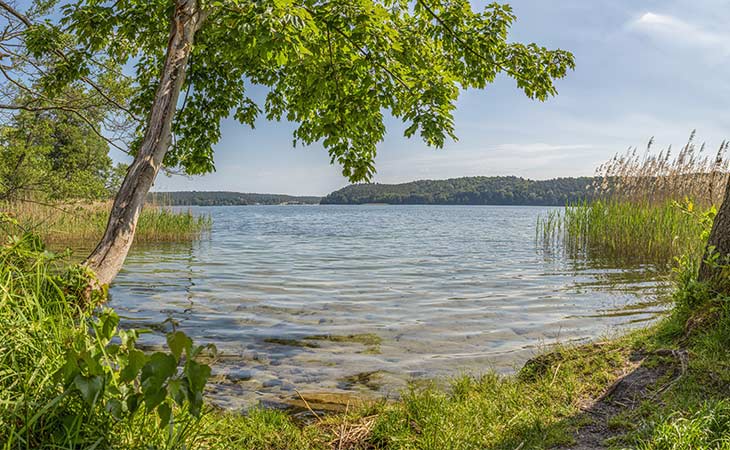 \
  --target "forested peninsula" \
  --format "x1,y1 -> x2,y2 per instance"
320,176 -> 597,205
